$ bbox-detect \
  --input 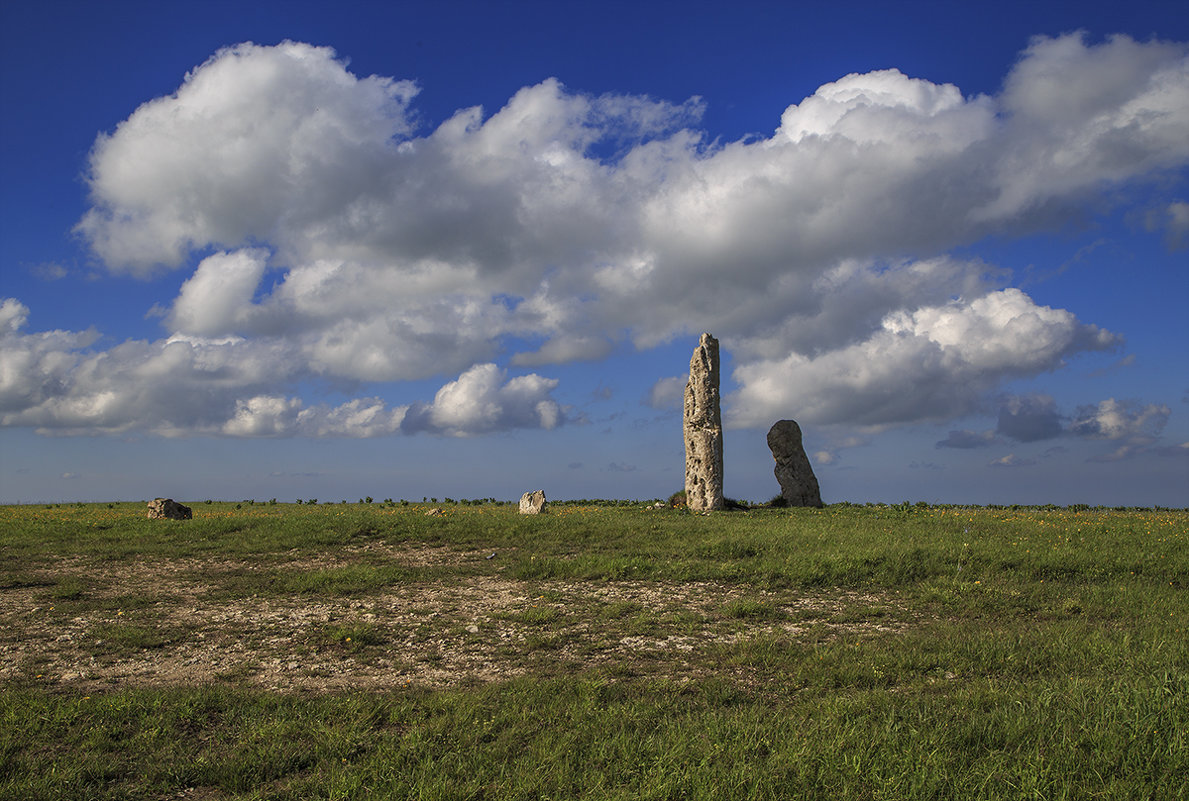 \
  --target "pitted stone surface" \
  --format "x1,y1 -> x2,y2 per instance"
684,333 -> 723,512
518,490 -> 547,514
